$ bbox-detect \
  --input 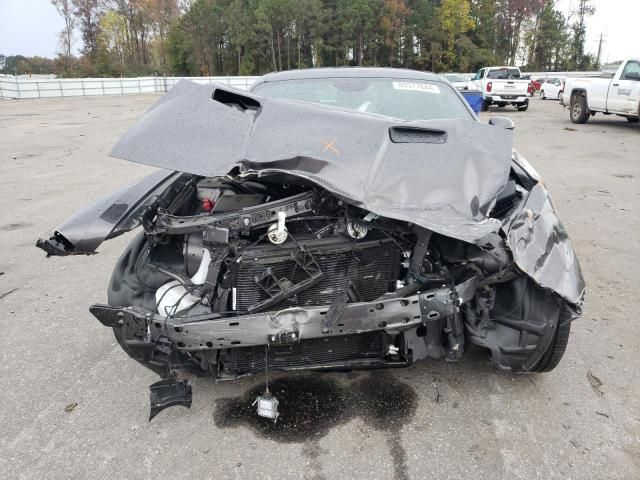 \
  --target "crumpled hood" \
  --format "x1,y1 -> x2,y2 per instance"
110,80 -> 513,243
39,80 -> 583,306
